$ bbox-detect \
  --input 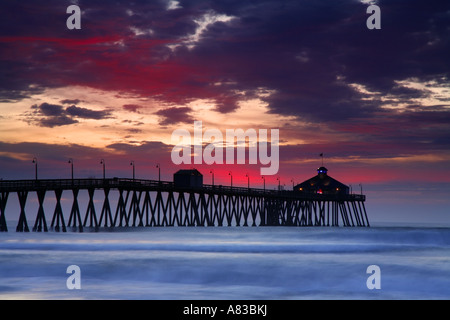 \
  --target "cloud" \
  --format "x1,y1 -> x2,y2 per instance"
60,99 -> 83,105
35,102 -> 65,116
123,104 -> 143,113
66,105 -> 111,120
173,10 -> 236,50
126,128 -> 143,134
26,102 -> 112,127
1,1 -> 448,115
26,103 -> 78,128
154,106 -> 194,126
167,0 -> 182,10
2,0 -> 450,153
106,140 -> 172,154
